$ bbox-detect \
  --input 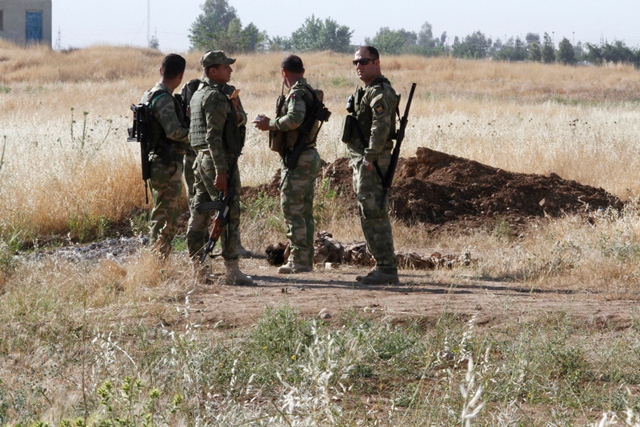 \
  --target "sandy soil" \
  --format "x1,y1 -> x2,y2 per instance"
186,257 -> 637,332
